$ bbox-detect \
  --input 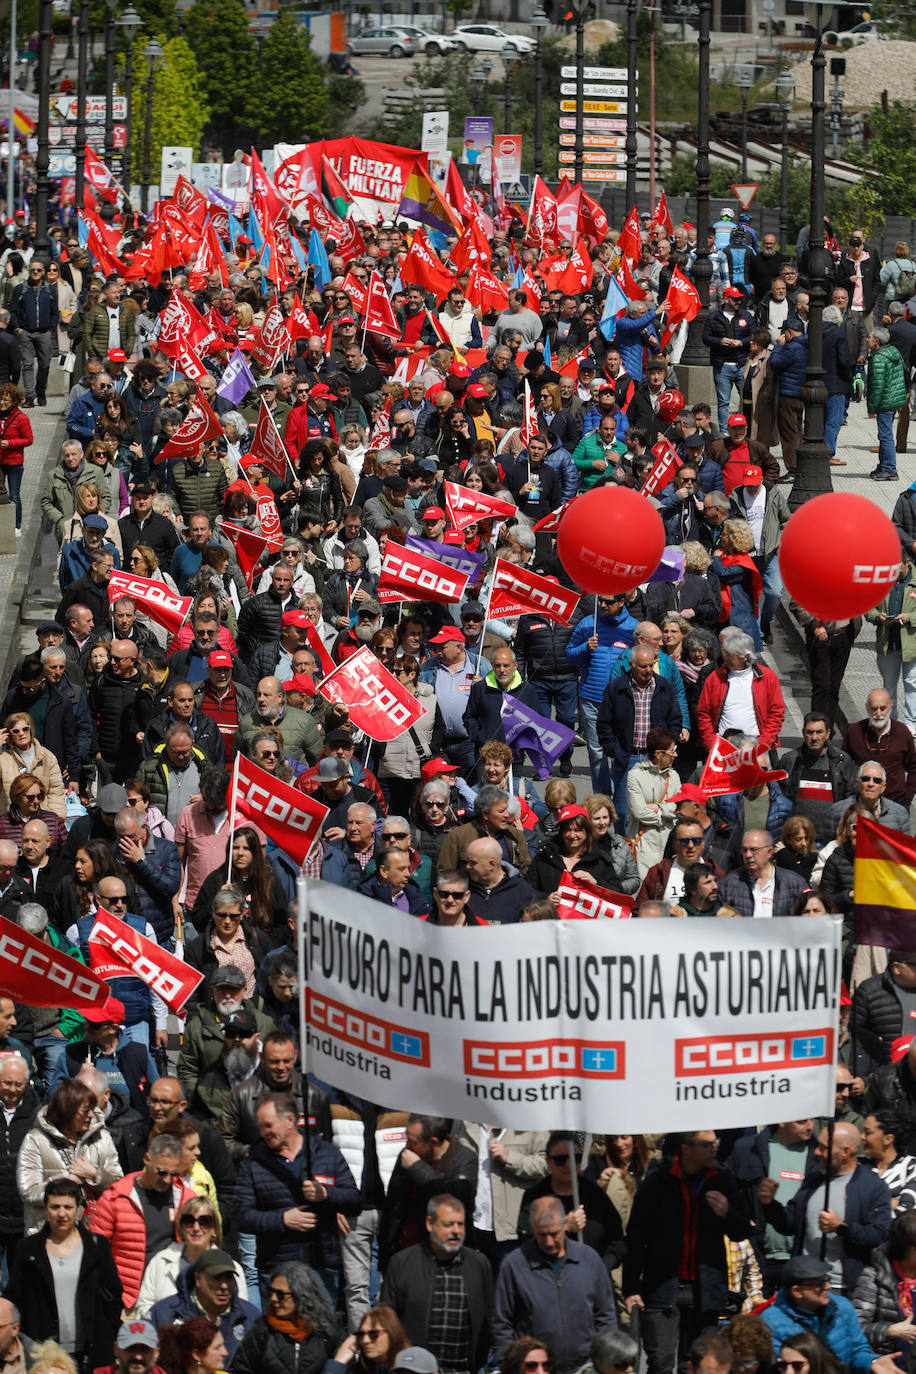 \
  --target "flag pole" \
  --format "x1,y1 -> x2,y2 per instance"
568,1138 -> 582,1242
819,1117 -> 834,1261
226,752 -> 240,883
296,869 -> 313,1179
